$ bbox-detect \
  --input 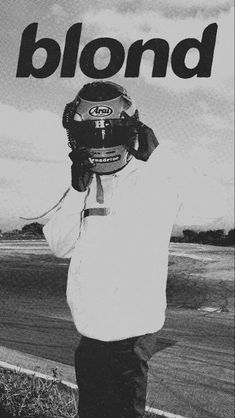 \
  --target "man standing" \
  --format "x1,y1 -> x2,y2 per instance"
43,81 -> 182,418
